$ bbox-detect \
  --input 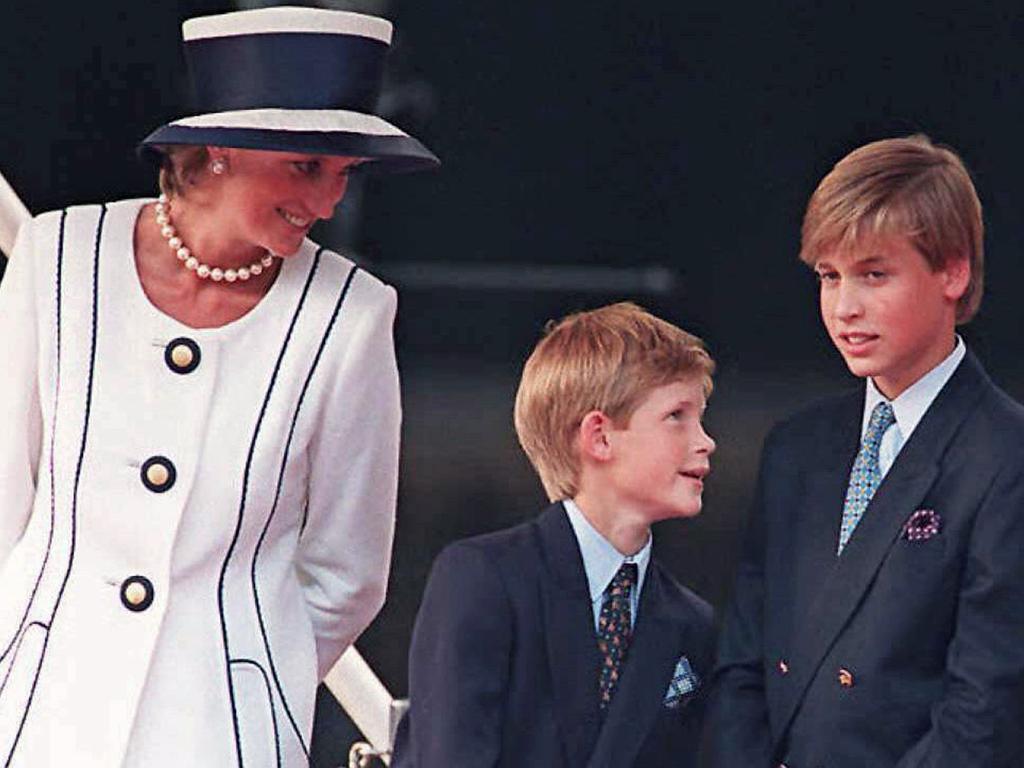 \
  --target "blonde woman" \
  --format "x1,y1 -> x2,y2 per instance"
0,7 -> 436,766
